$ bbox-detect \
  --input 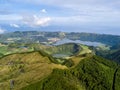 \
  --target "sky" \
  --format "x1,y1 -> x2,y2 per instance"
0,0 -> 120,35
